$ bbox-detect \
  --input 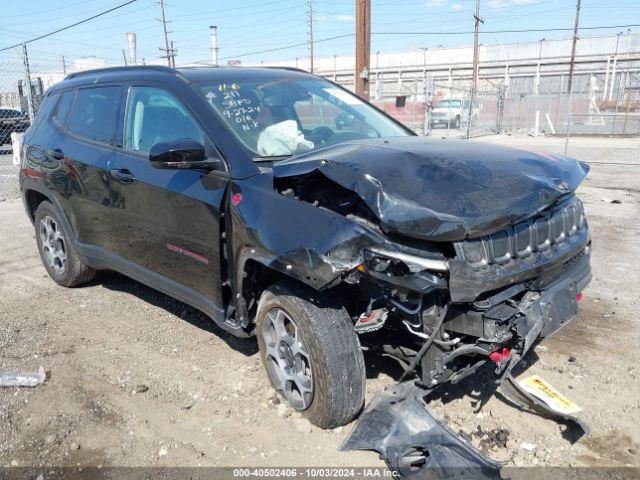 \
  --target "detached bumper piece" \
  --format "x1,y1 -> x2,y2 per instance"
500,374 -> 590,441
340,382 -> 503,480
